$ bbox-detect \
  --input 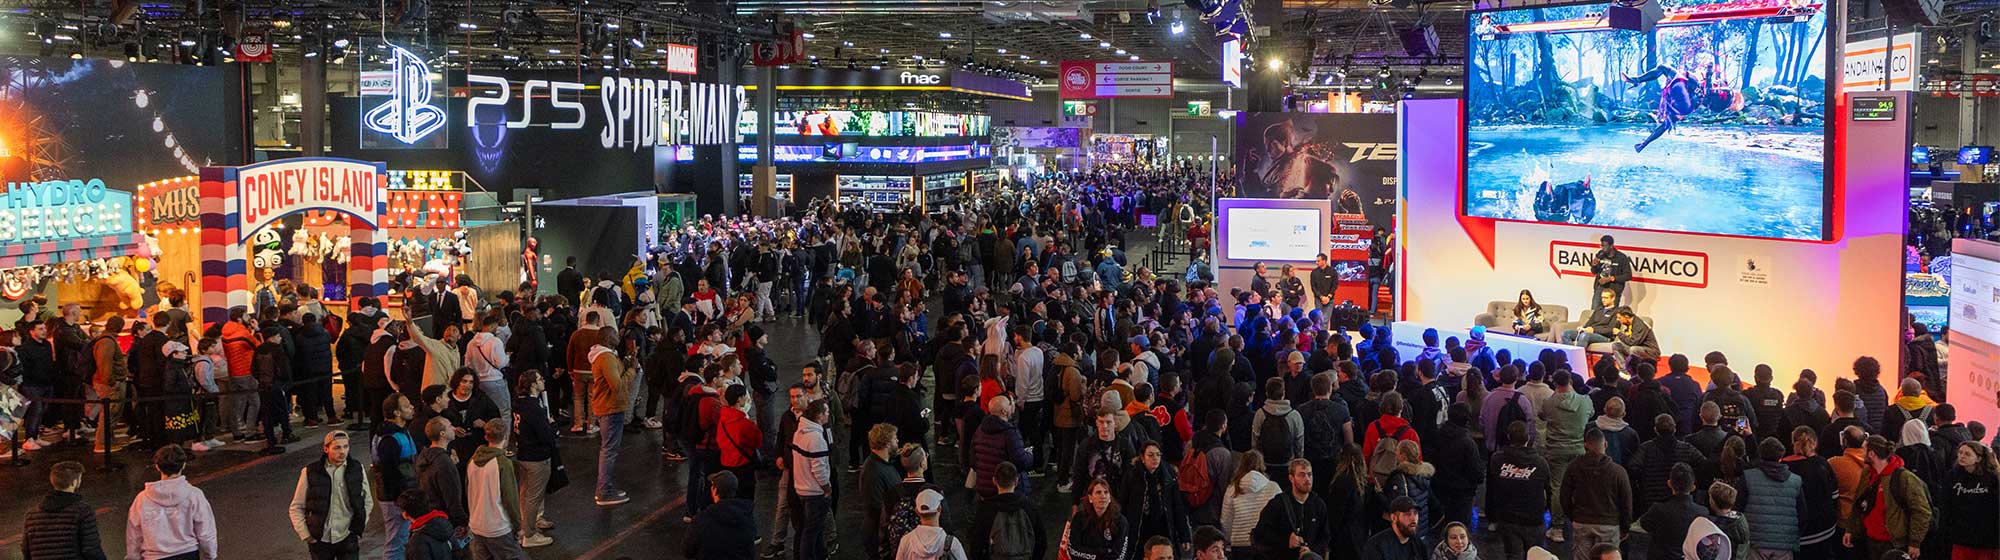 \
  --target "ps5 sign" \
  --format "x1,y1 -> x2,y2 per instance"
465,74 -> 748,150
